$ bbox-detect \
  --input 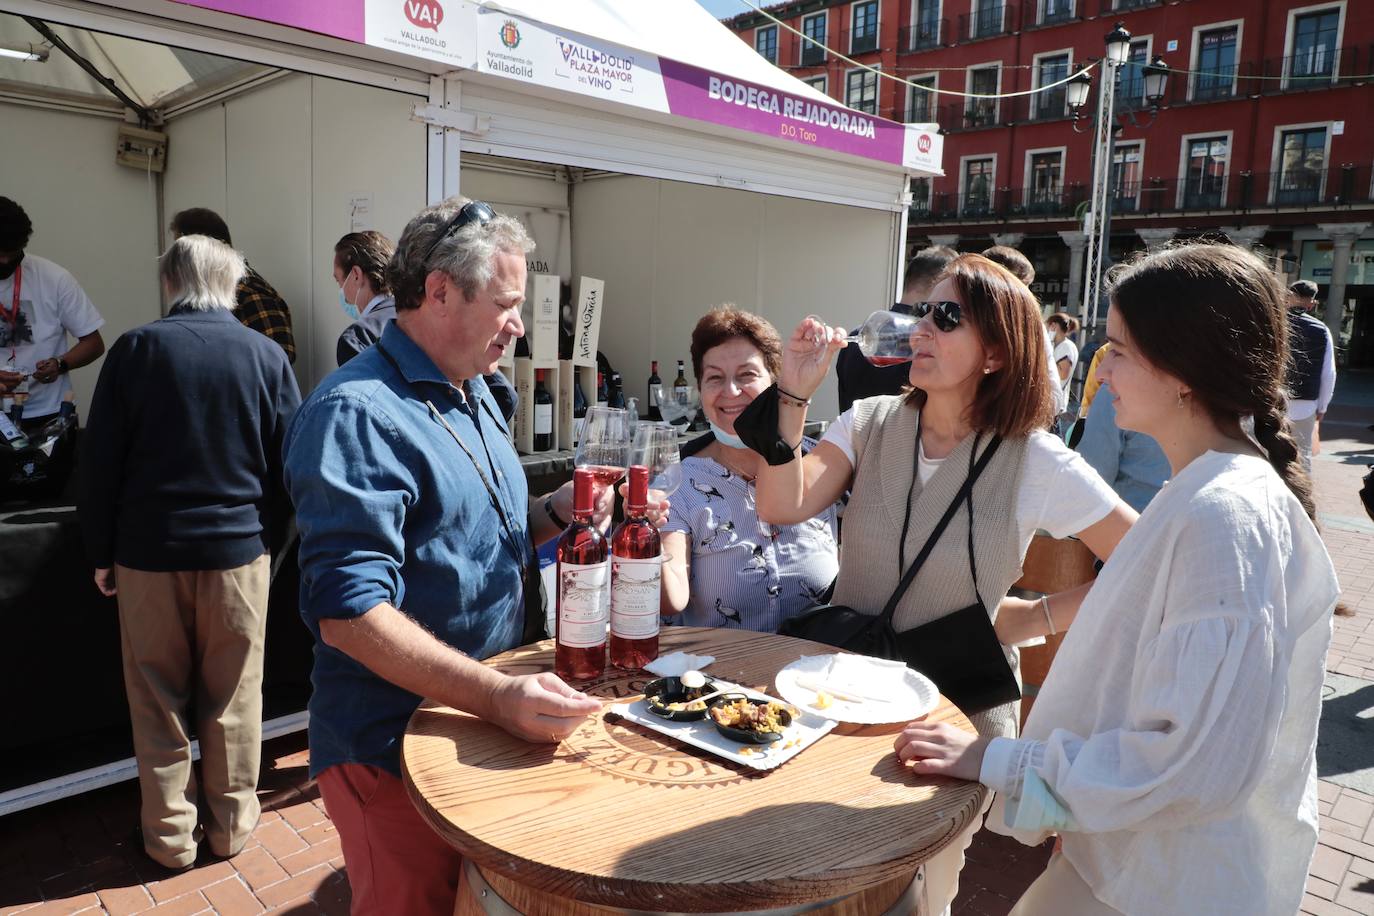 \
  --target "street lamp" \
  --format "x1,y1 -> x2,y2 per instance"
1067,25 -> 1171,393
